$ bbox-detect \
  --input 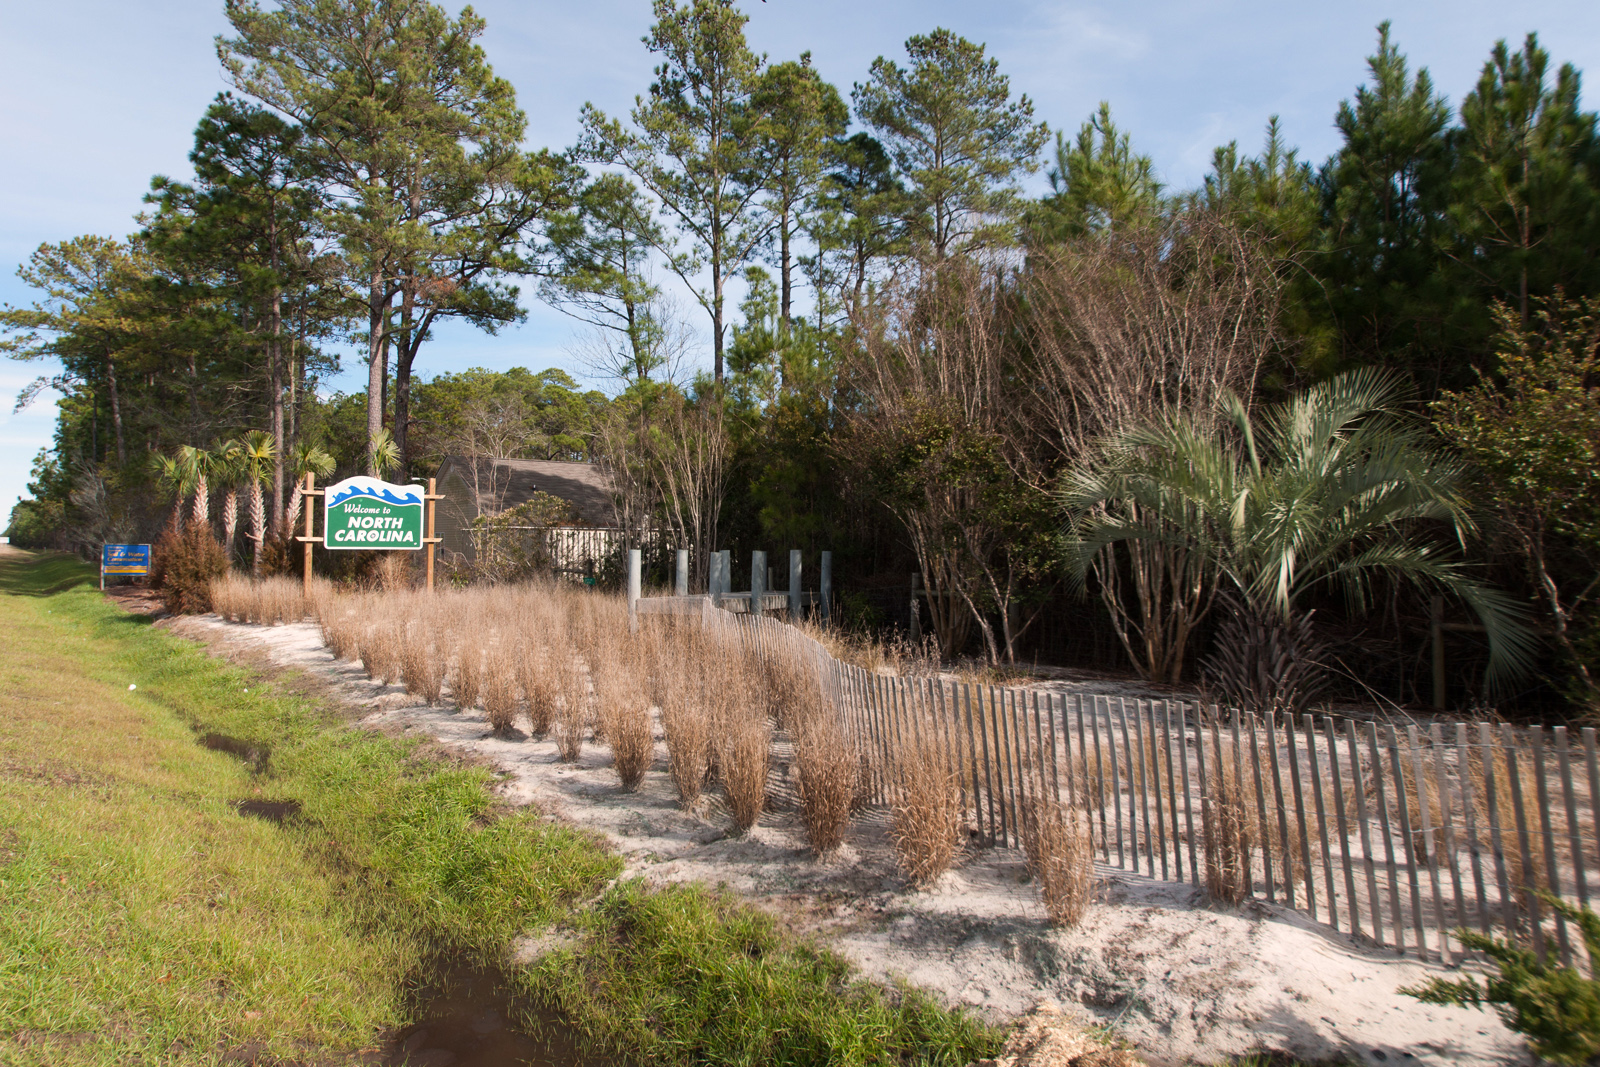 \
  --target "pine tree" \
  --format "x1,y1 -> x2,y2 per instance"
853,28 -> 1048,260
